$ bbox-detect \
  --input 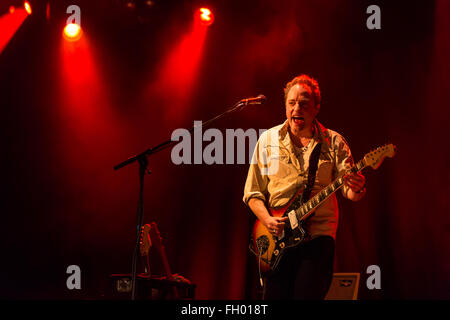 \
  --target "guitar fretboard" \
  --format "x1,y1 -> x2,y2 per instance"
296,159 -> 366,221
